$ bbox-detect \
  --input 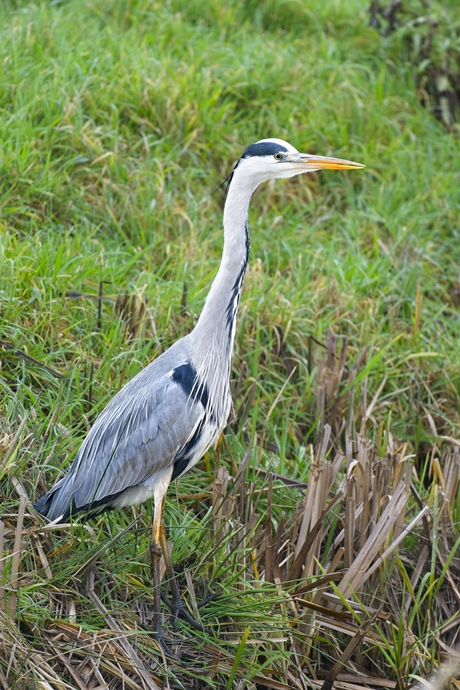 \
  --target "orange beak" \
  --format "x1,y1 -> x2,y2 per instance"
293,153 -> 365,170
